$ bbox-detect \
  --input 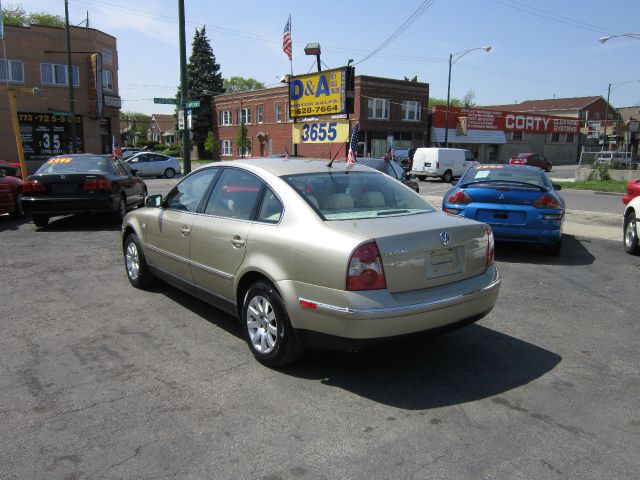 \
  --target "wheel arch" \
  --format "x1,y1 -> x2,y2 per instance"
235,270 -> 279,318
